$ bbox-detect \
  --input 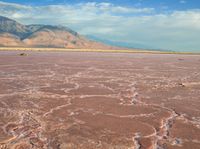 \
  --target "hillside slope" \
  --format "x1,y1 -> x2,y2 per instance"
0,16 -> 115,49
